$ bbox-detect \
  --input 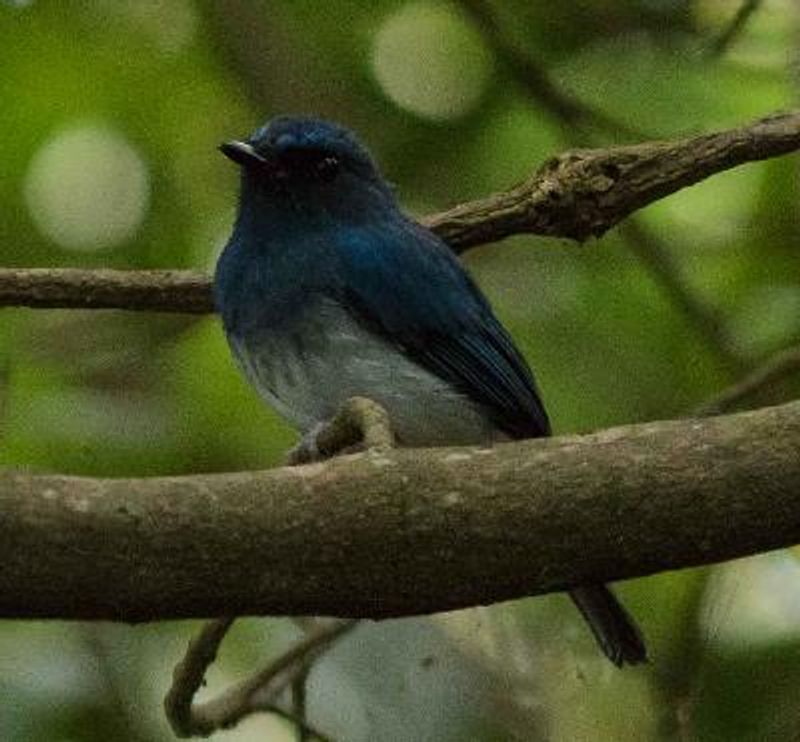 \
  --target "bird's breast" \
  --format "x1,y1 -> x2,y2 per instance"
227,297 -> 495,447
